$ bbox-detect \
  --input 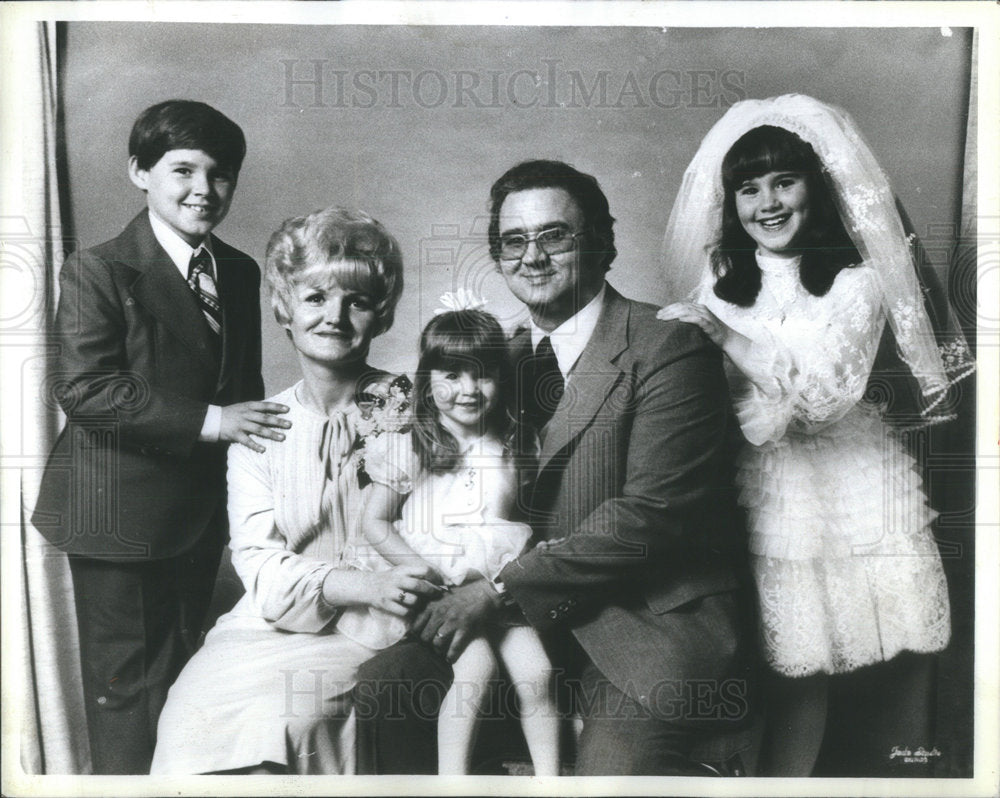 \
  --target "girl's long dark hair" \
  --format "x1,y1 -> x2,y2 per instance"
412,309 -> 518,474
712,125 -> 861,307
